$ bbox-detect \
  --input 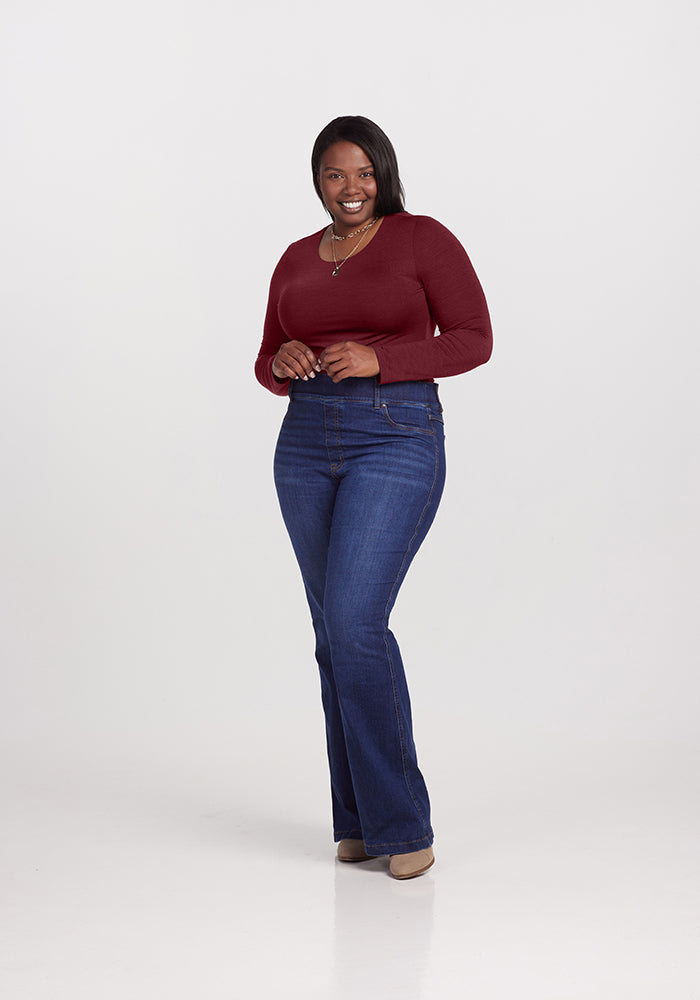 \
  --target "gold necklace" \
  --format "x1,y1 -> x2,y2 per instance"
330,218 -> 378,241
330,217 -> 379,277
